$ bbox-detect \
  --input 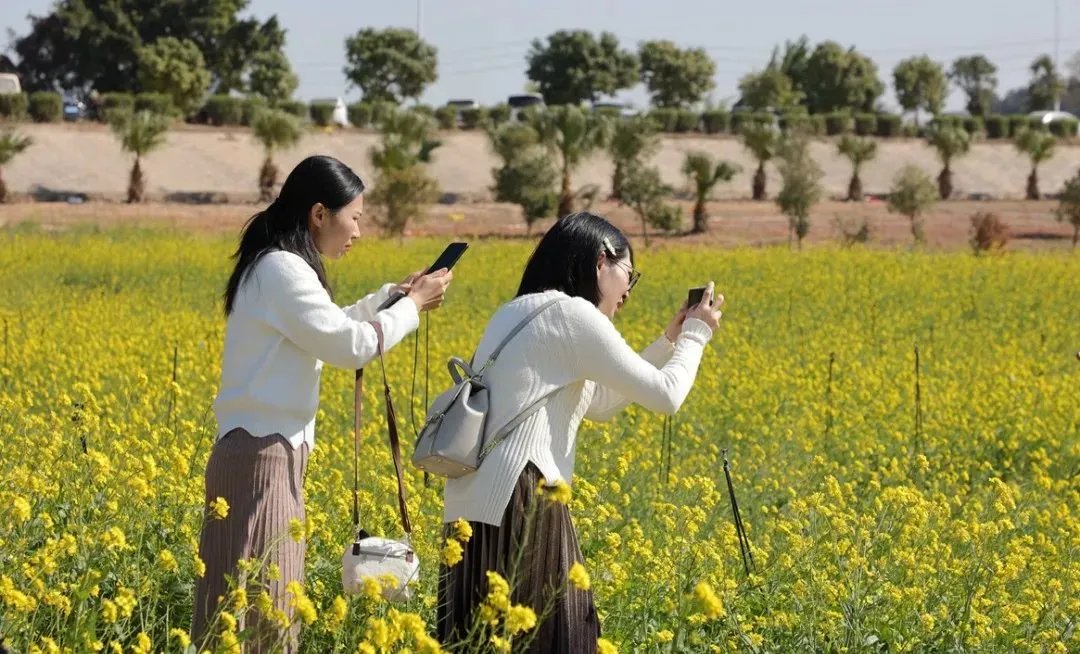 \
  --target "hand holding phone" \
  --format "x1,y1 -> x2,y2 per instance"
687,285 -> 710,308
377,242 -> 468,311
